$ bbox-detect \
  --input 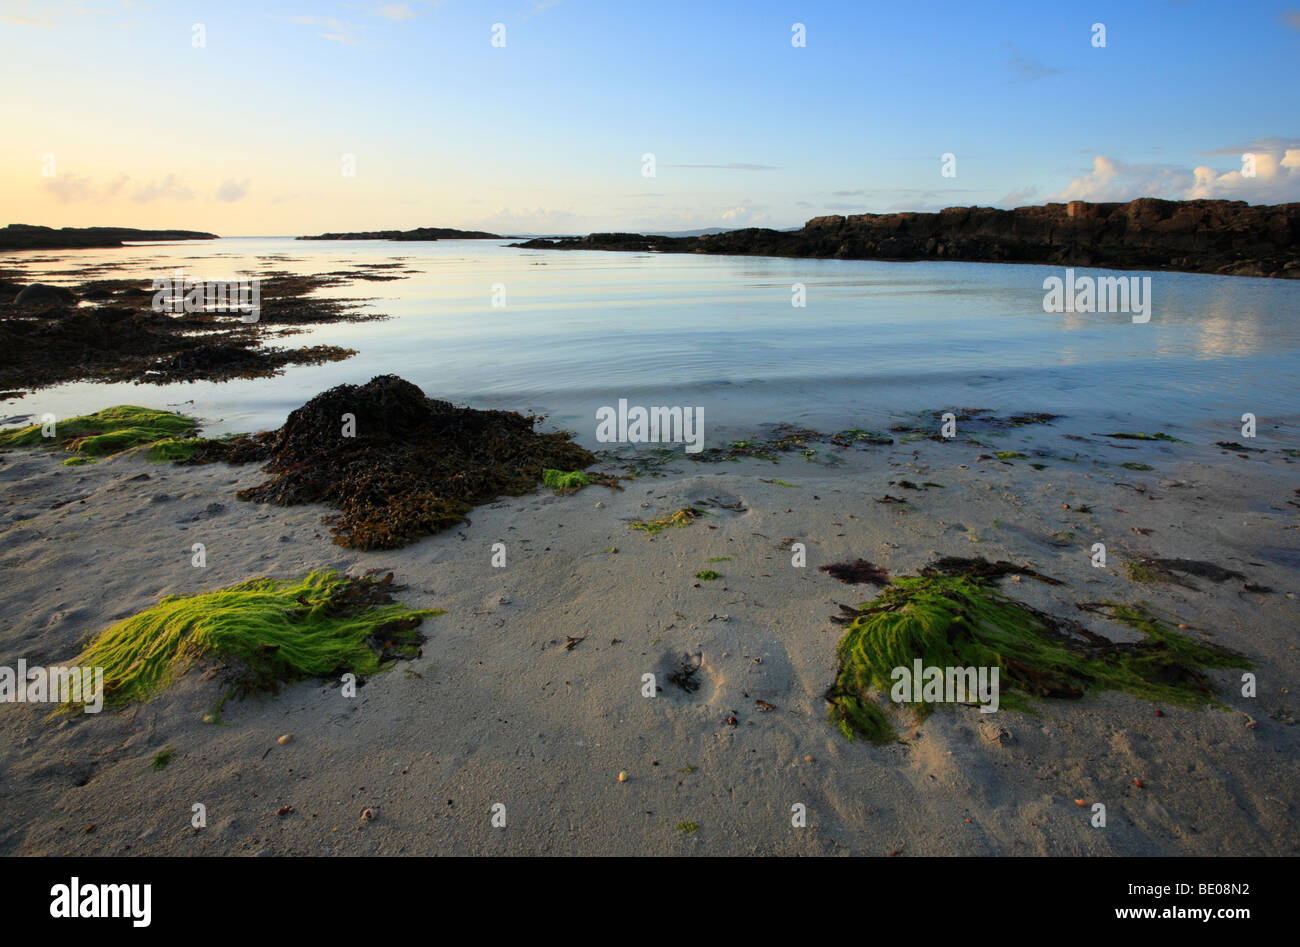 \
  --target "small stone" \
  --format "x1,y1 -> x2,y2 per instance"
617,771 -> 627,783
277,734 -> 292,745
